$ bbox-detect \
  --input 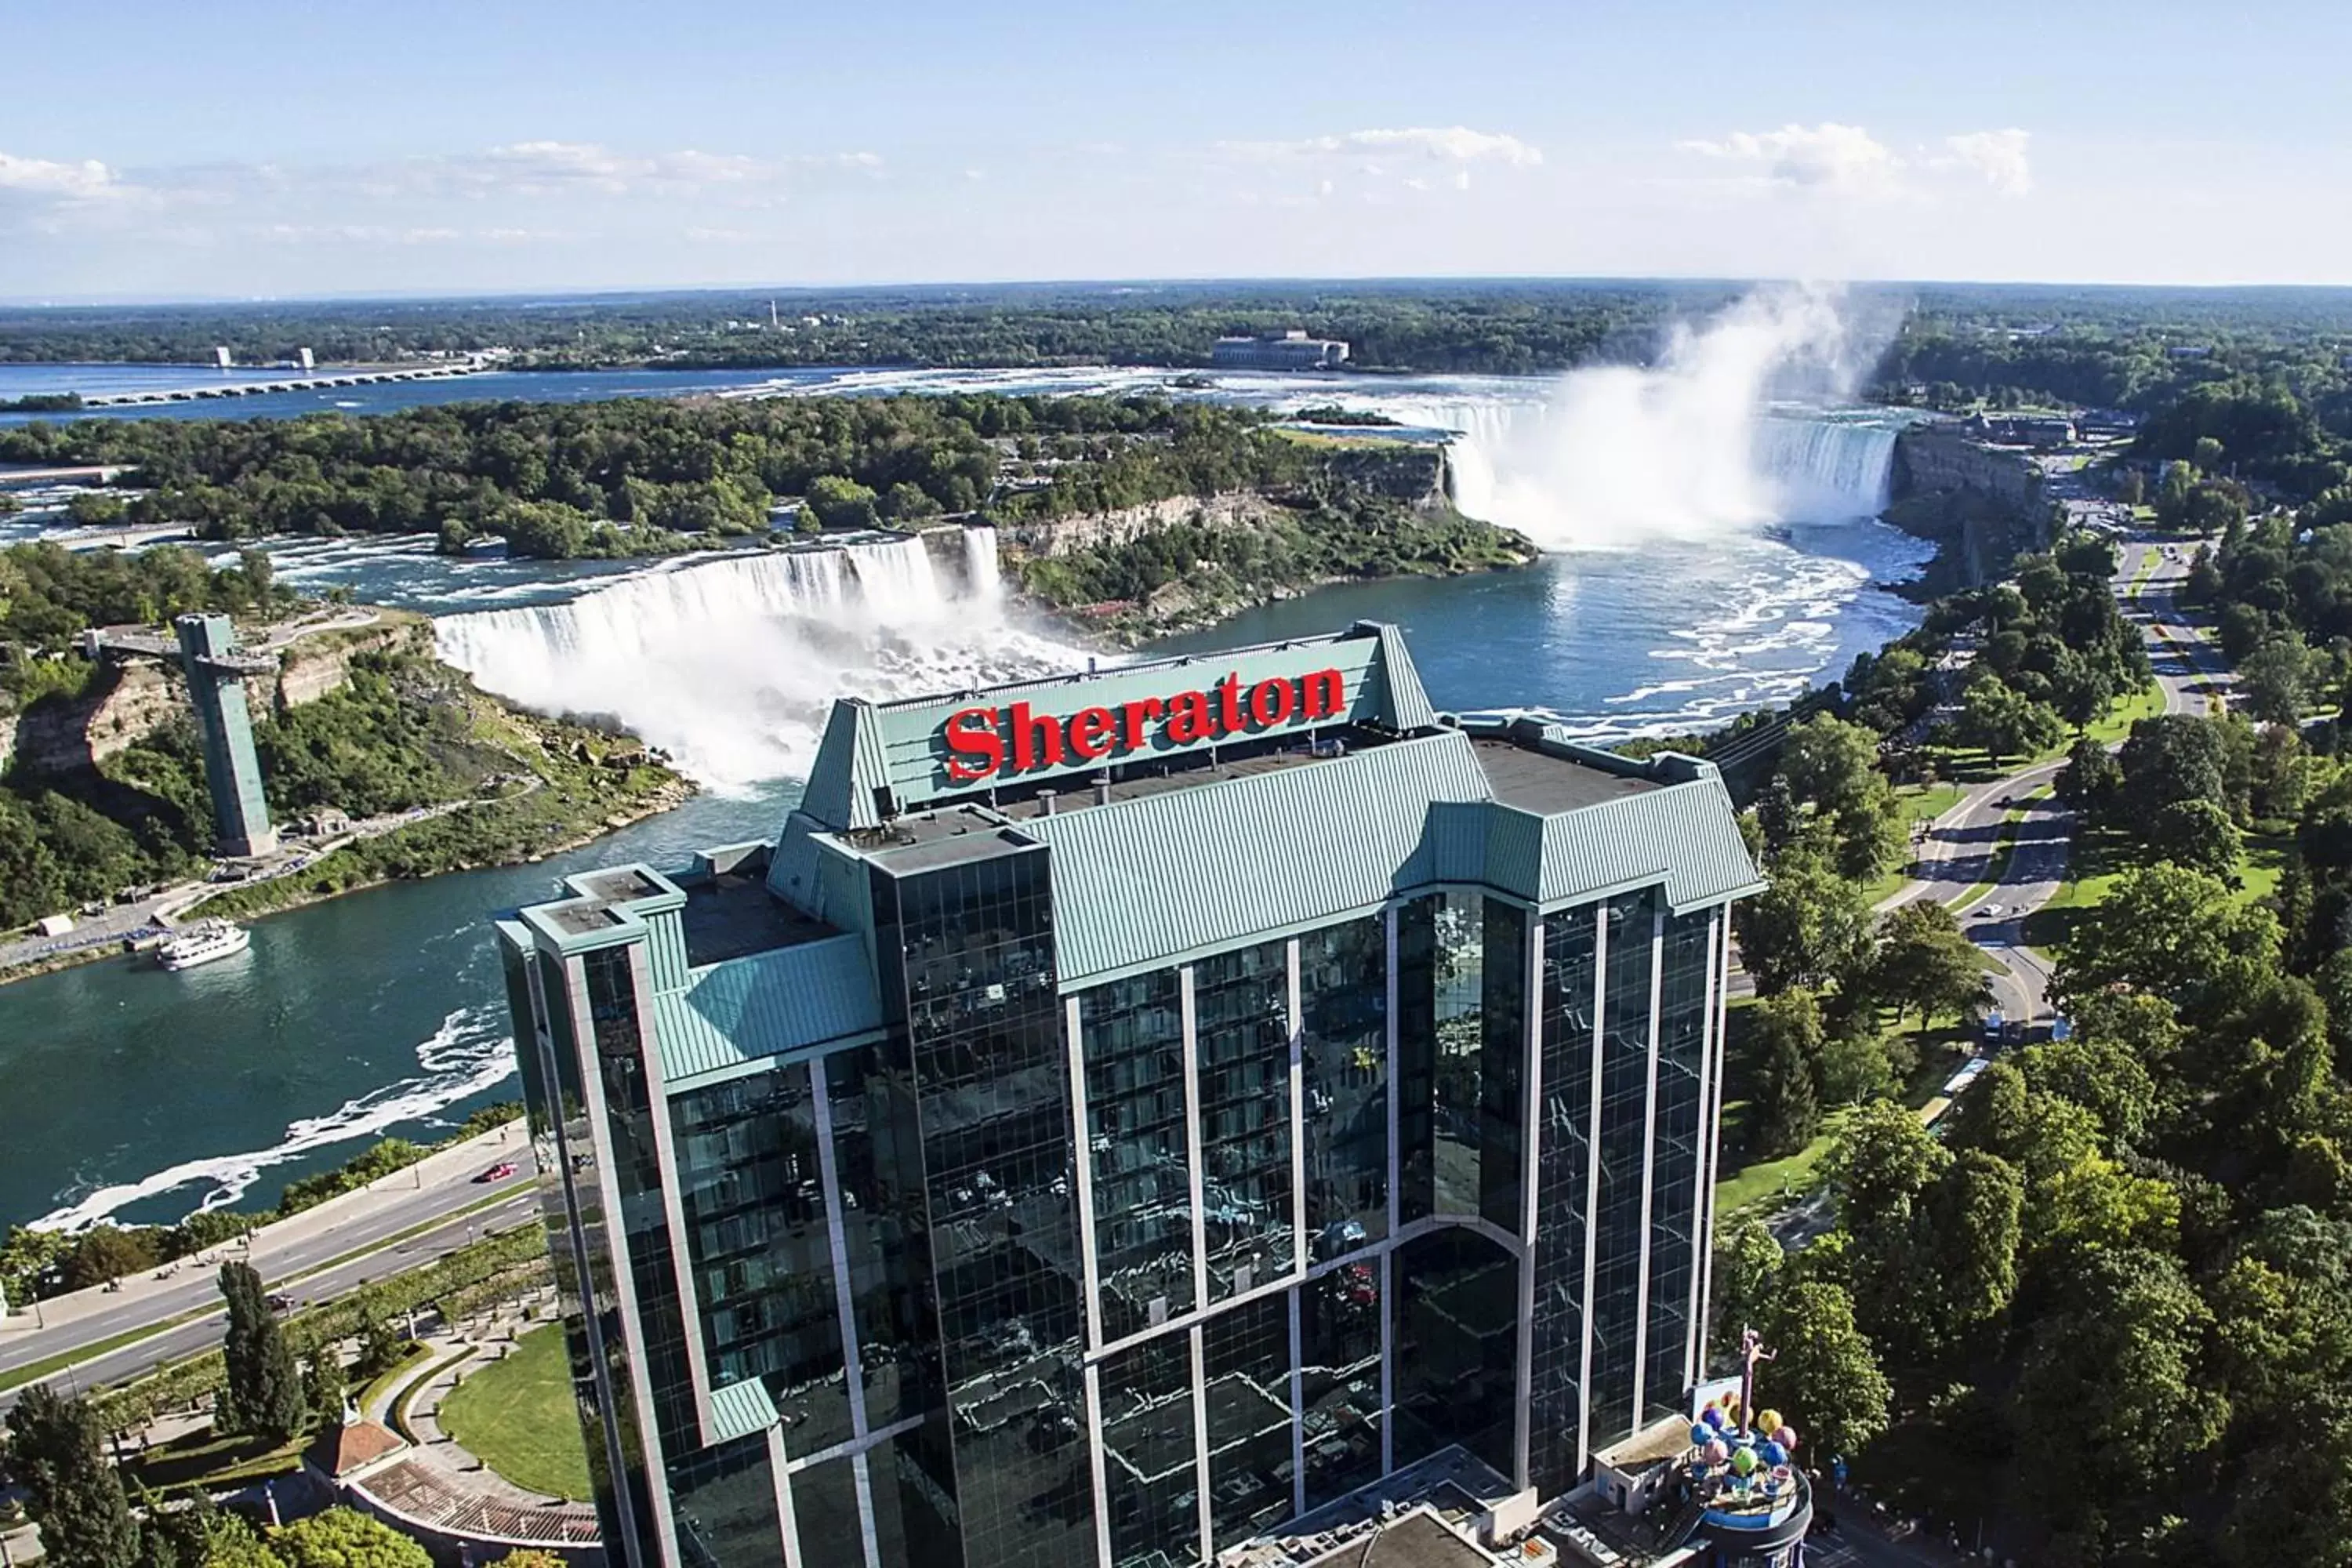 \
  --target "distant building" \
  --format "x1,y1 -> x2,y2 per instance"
1211,329 -> 1352,371
298,347 -> 316,373
213,346 -> 234,370
174,614 -> 278,858
1969,413 -> 2076,448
